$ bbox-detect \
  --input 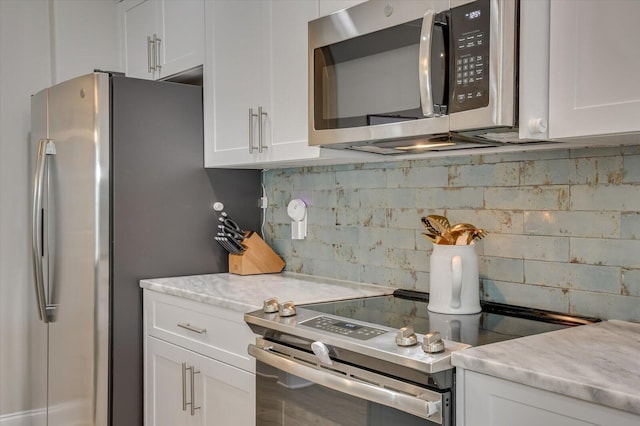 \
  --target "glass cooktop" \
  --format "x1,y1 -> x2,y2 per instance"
301,290 -> 598,347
